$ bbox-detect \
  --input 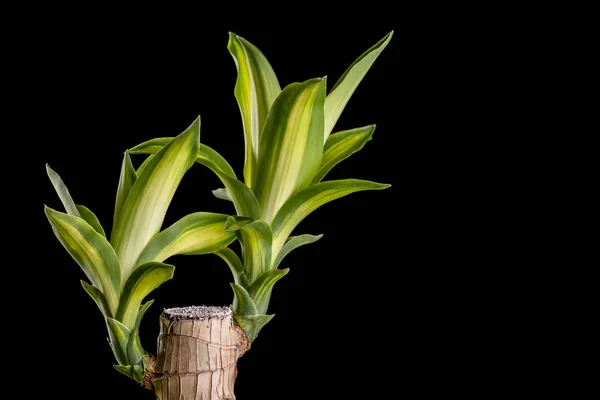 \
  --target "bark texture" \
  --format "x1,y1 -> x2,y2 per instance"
152,311 -> 249,400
